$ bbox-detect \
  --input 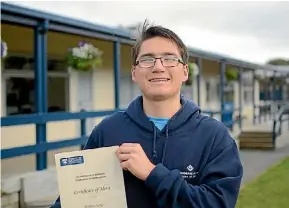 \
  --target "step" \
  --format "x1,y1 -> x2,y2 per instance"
239,130 -> 275,150
239,138 -> 273,143
239,132 -> 272,138
239,142 -> 275,150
